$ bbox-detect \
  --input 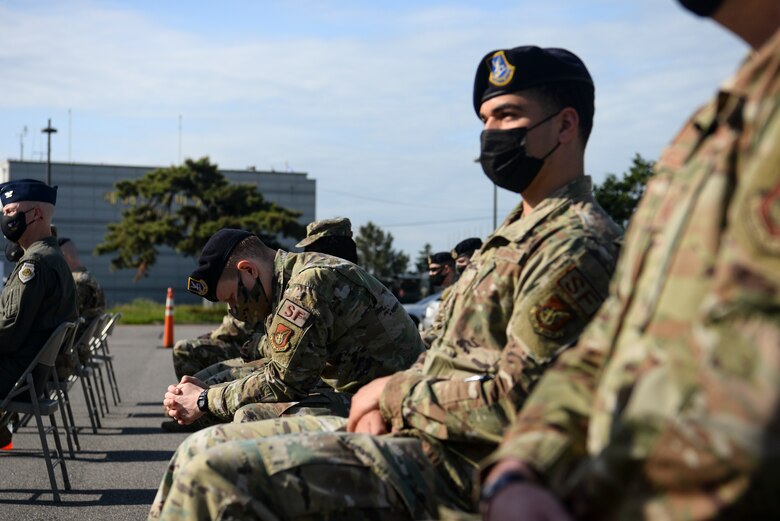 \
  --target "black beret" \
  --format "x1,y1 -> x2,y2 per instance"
428,251 -> 454,265
0,179 -> 58,206
473,46 -> 593,116
187,229 -> 253,302
452,237 -> 483,259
